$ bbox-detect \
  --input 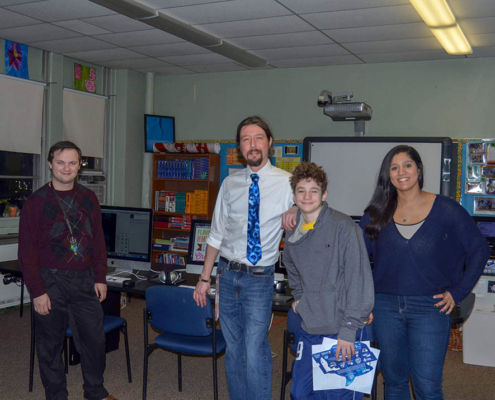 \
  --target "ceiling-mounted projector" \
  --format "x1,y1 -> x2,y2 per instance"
317,90 -> 372,136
